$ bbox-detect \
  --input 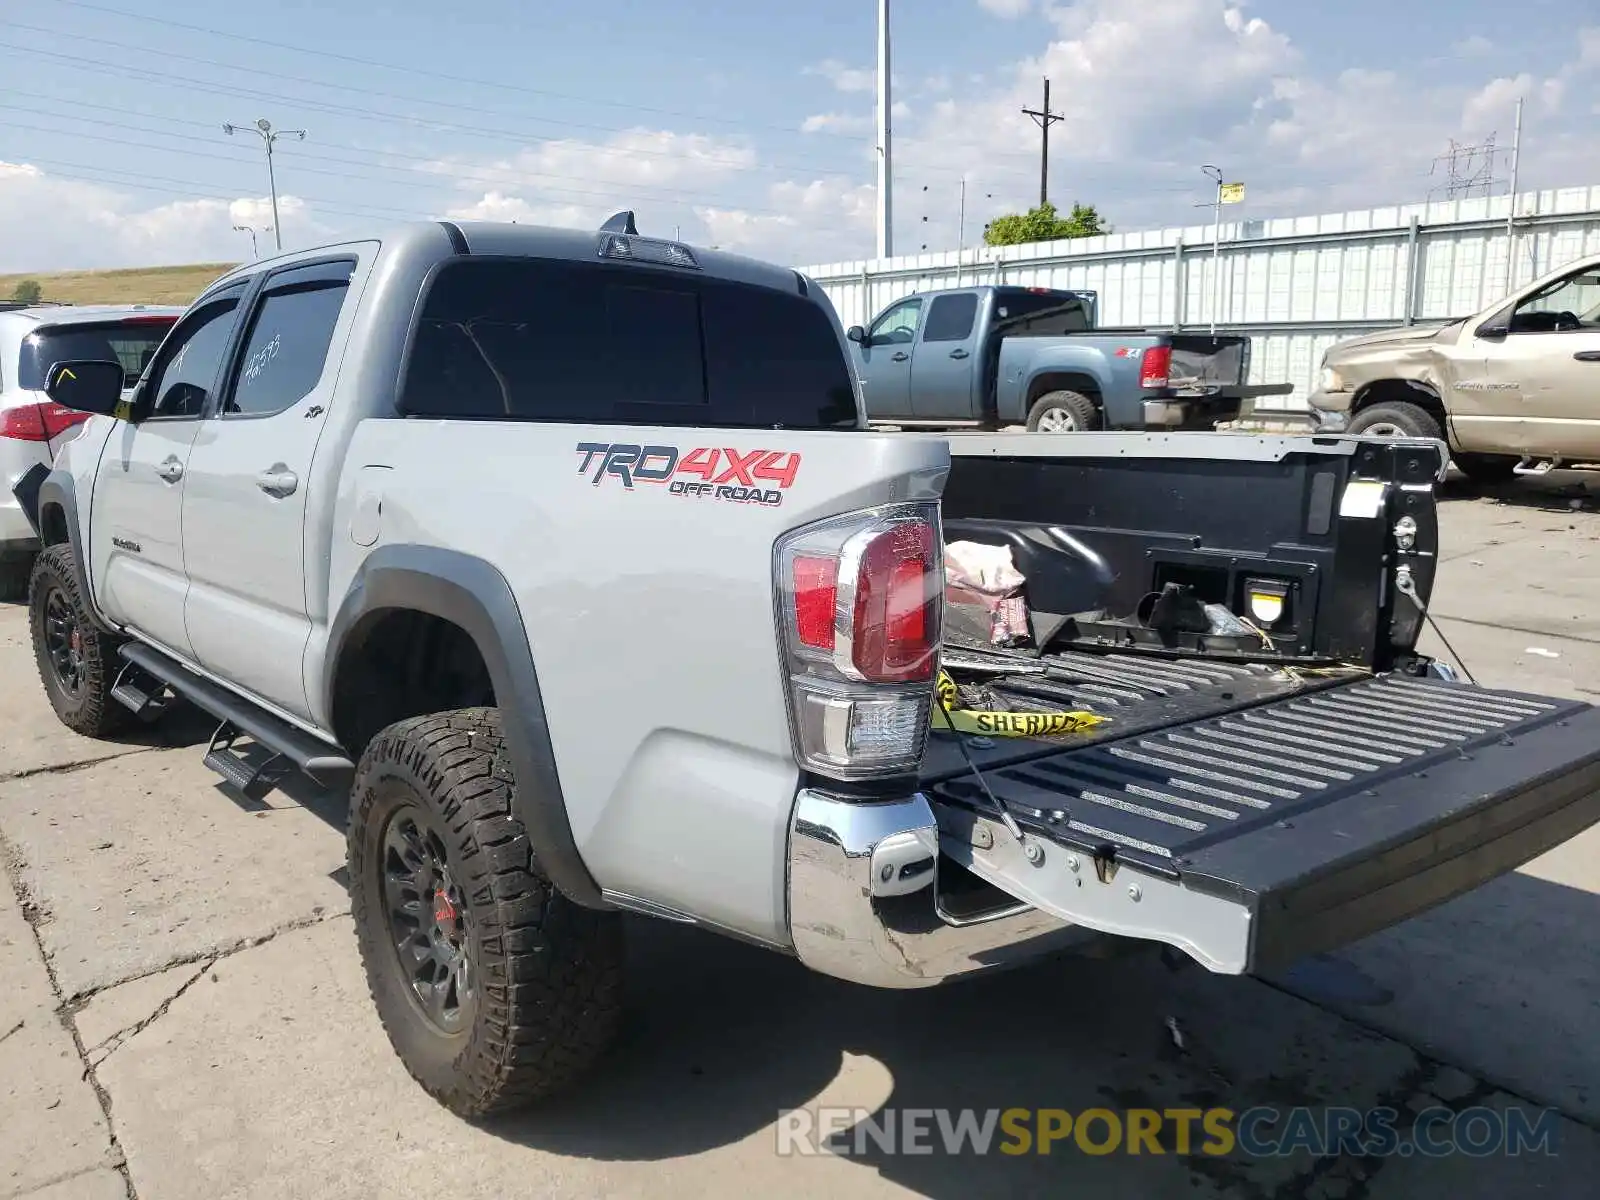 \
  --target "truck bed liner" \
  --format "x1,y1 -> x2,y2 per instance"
927,675 -> 1600,970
